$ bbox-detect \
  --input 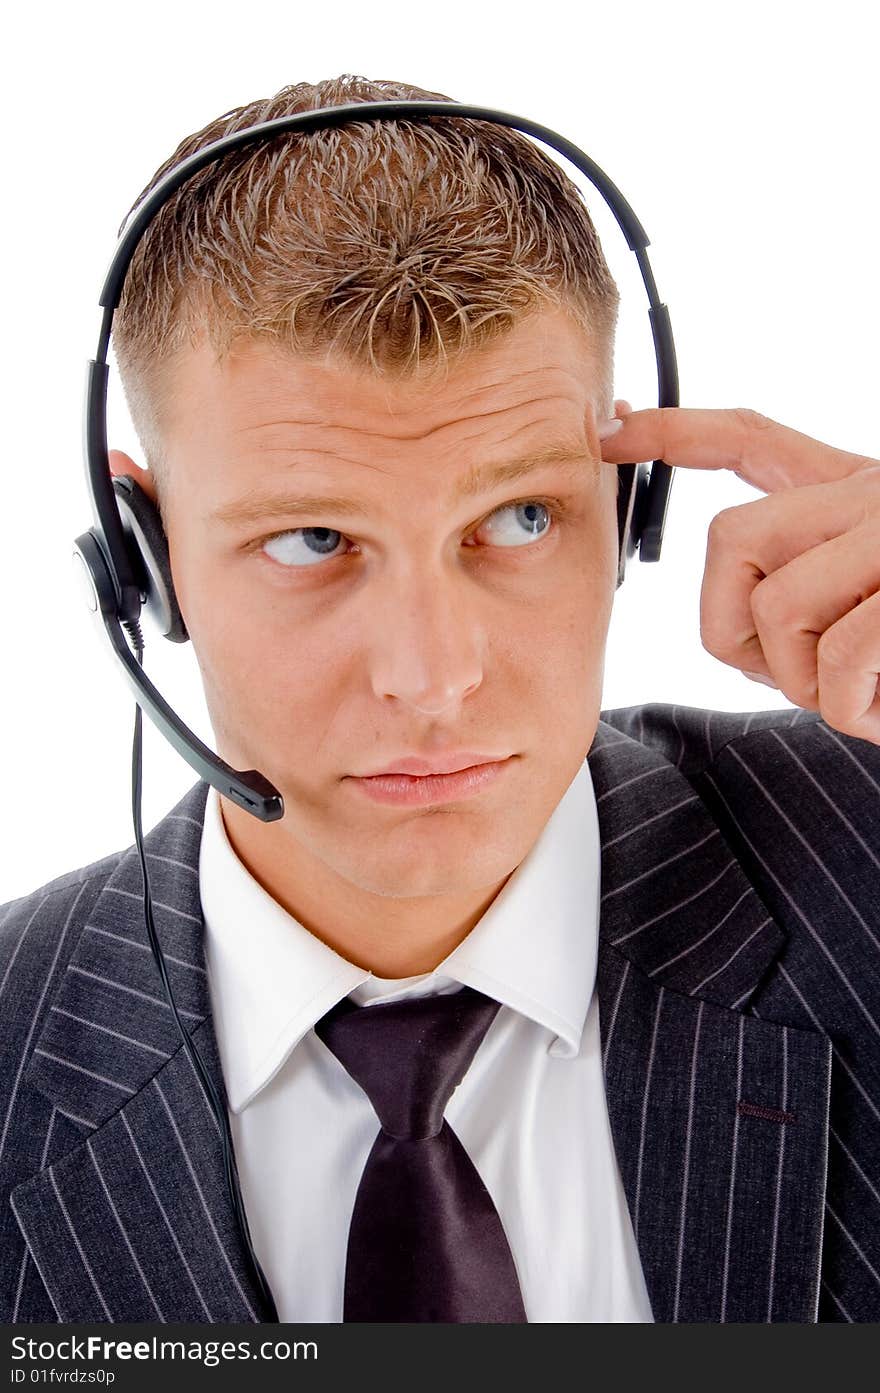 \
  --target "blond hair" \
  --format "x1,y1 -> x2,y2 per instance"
112,74 -> 621,503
